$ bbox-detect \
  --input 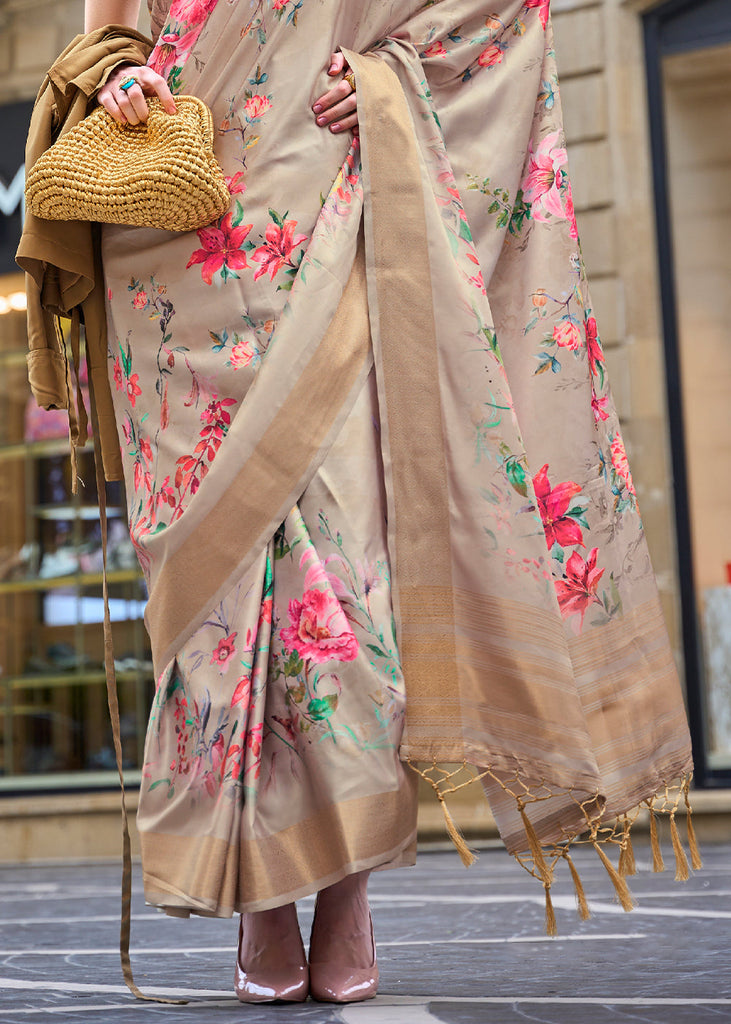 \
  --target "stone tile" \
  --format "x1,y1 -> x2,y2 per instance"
0,843 -> 729,1022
